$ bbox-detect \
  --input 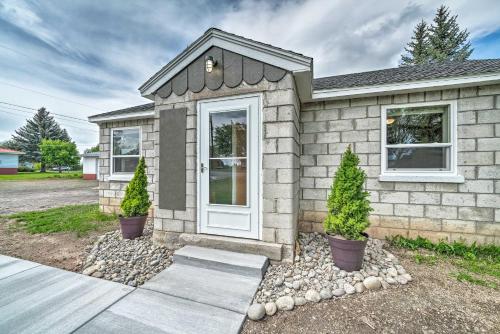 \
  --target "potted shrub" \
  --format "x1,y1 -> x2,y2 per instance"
323,146 -> 372,271
119,157 -> 151,239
